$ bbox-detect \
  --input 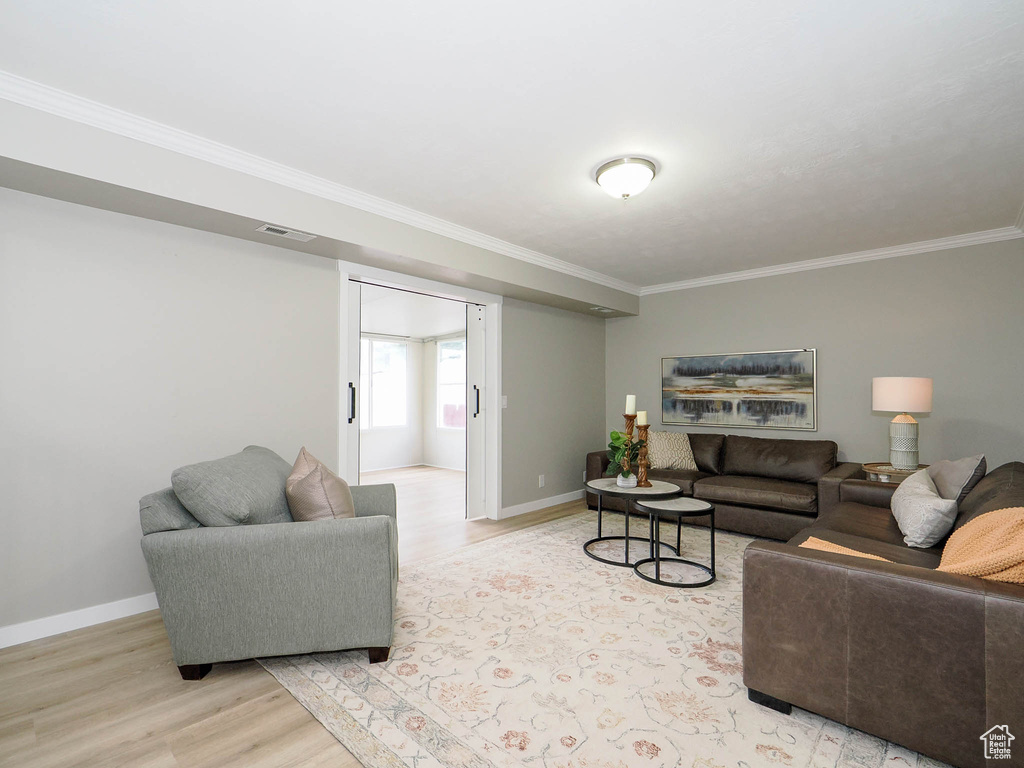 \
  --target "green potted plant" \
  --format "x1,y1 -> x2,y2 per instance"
604,431 -> 645,488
